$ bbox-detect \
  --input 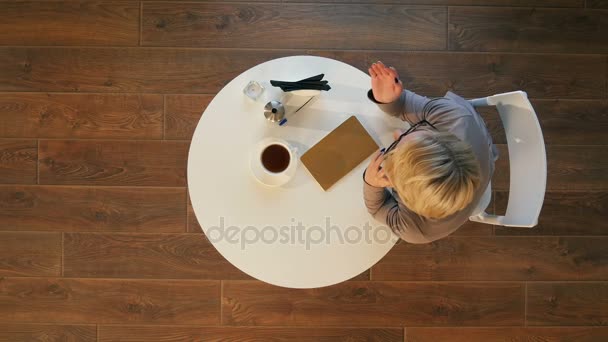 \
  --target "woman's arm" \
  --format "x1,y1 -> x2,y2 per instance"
363,182 -> 429,244
362,150 -> 429,244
